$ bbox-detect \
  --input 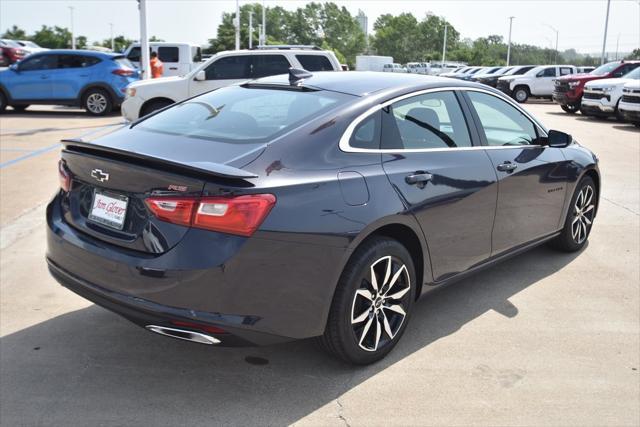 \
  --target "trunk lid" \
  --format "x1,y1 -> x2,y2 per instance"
60,127 -> 263,254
